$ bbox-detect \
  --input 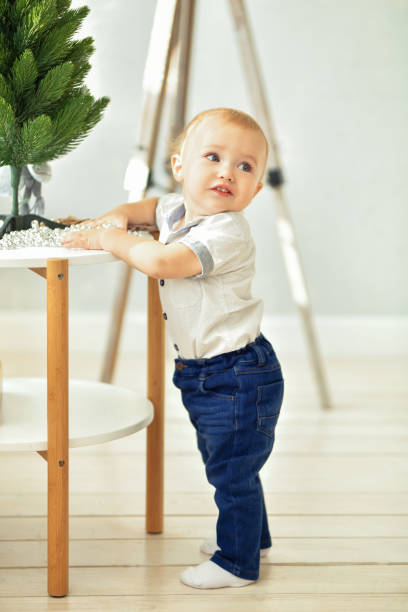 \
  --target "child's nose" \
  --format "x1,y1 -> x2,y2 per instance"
218,163 -> 234,181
